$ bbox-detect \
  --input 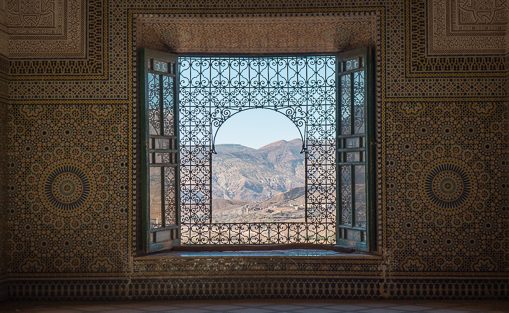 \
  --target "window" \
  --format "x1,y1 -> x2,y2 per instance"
210,109 -> 306,224
139,49 -> 375,253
